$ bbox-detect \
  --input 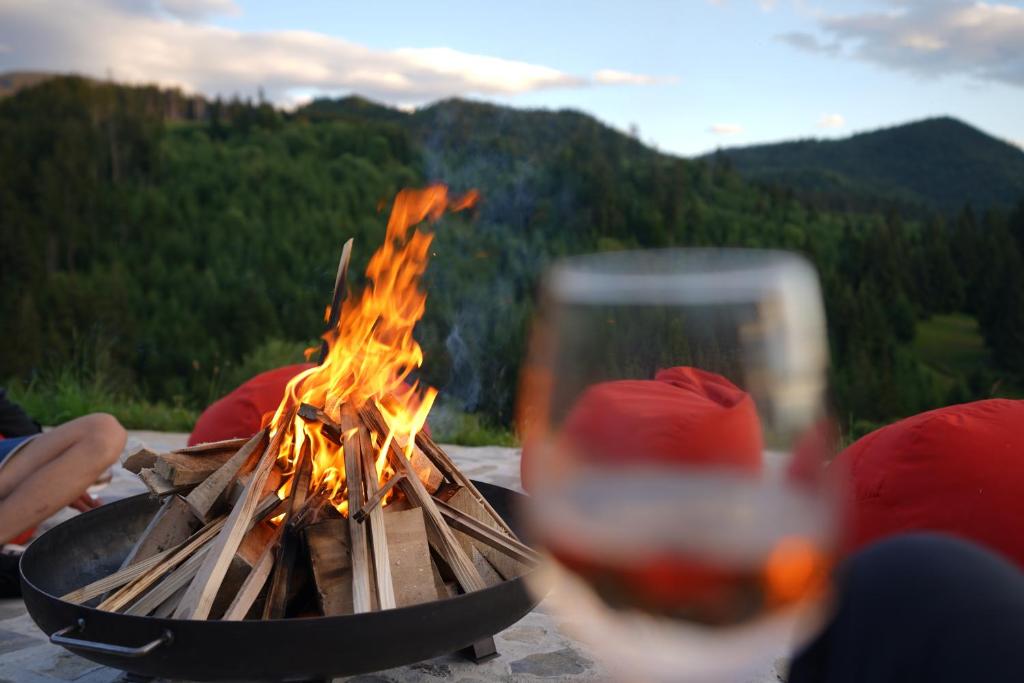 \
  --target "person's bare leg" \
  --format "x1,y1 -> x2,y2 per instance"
0,414 -> 126,541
